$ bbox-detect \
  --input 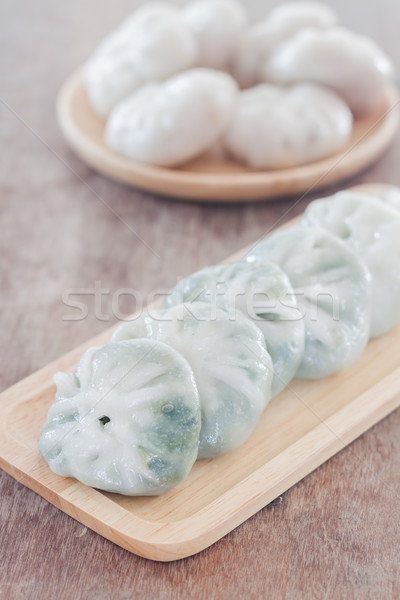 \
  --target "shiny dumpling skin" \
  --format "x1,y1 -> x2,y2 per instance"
105,69 -> 238,166
232,1 -> 337,88
162,260 -> 305,397
182,0 -> 247,70
381,187 -> 400,211
111,303 -> 273,459
223,83 -> 352,169
84,3 -> 197,117
245,227 -> 372,379
368,186 -> 400,212
38,340 -> 201,495
301,192 -> 400,337
263,27 -> 393,116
